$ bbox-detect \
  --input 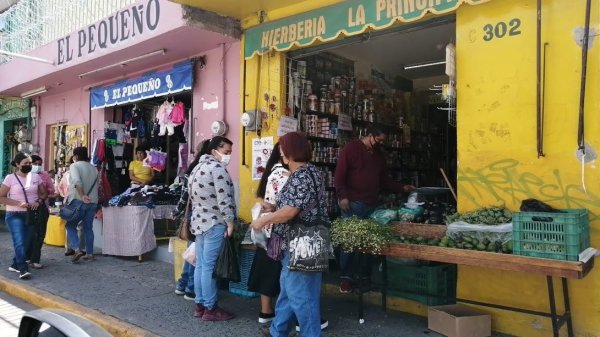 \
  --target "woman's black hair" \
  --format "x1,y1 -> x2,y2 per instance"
11,153 -> 29,167
256,143 -> 282,199
30,155 -> 42,163
199,136 -> 233,156
185,151 -> 203,175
